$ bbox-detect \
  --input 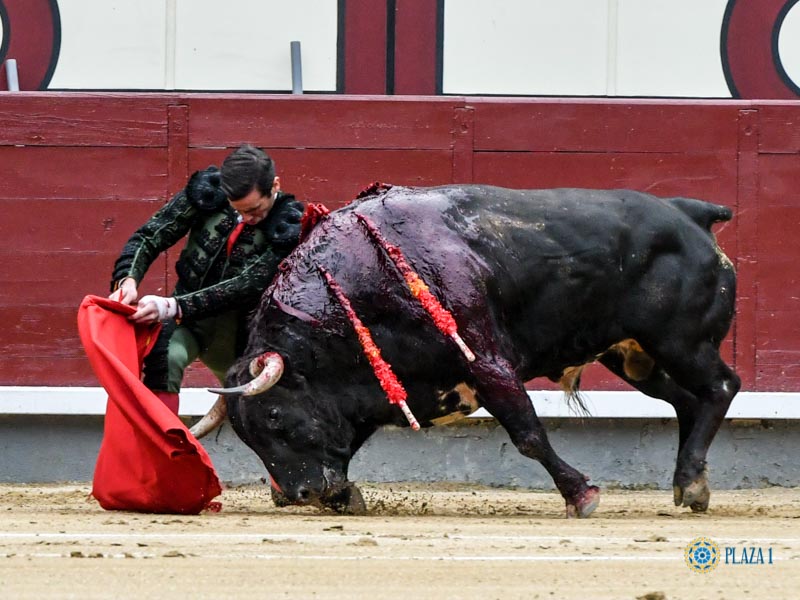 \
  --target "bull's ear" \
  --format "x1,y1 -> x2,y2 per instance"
210,352 -> 284,396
